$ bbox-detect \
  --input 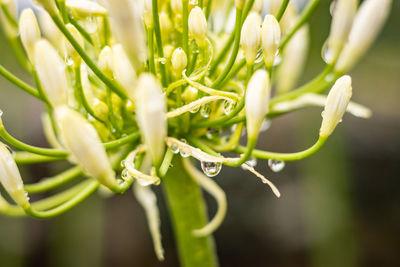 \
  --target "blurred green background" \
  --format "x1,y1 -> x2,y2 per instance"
0,1 -> 399,266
